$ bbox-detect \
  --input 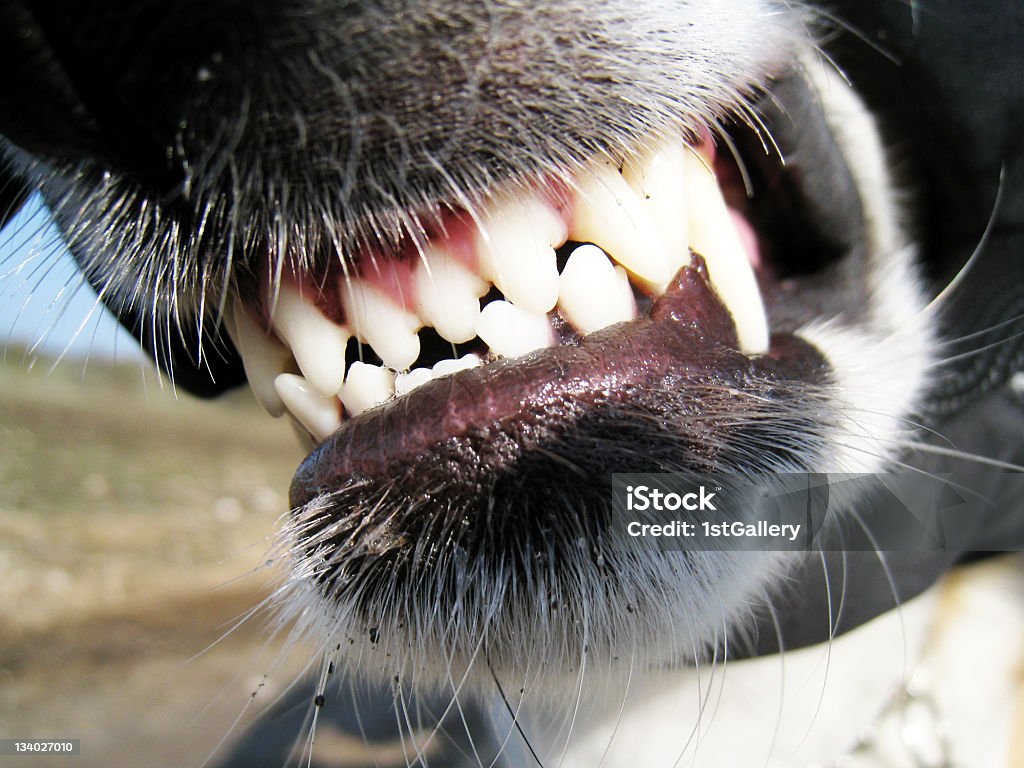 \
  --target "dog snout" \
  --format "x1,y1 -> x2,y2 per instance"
1,1 -> 801,226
